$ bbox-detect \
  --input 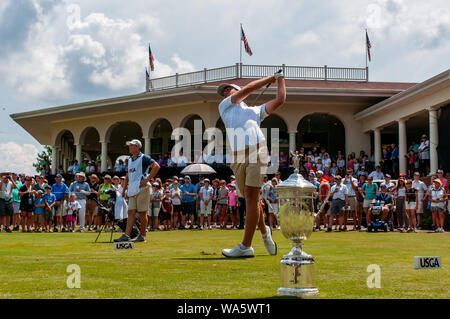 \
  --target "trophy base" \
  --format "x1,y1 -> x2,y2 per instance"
277,287 -> 319,297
